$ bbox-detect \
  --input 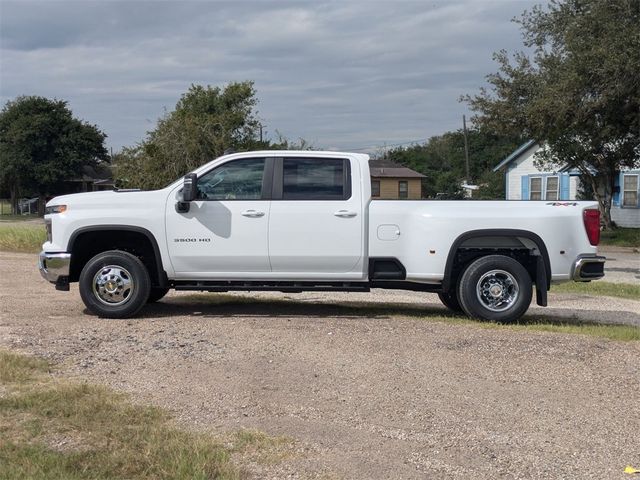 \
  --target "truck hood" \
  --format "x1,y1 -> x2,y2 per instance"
47,189 -> 166,209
